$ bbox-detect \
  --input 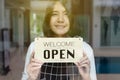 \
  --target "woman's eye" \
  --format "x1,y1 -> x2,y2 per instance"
64,12 -> 68,15
52,13 -> 58,16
